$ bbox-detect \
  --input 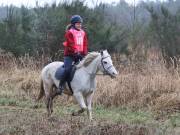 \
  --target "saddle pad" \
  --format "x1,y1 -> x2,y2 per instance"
55,65 -> 76,82
55,65 -> 64,80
